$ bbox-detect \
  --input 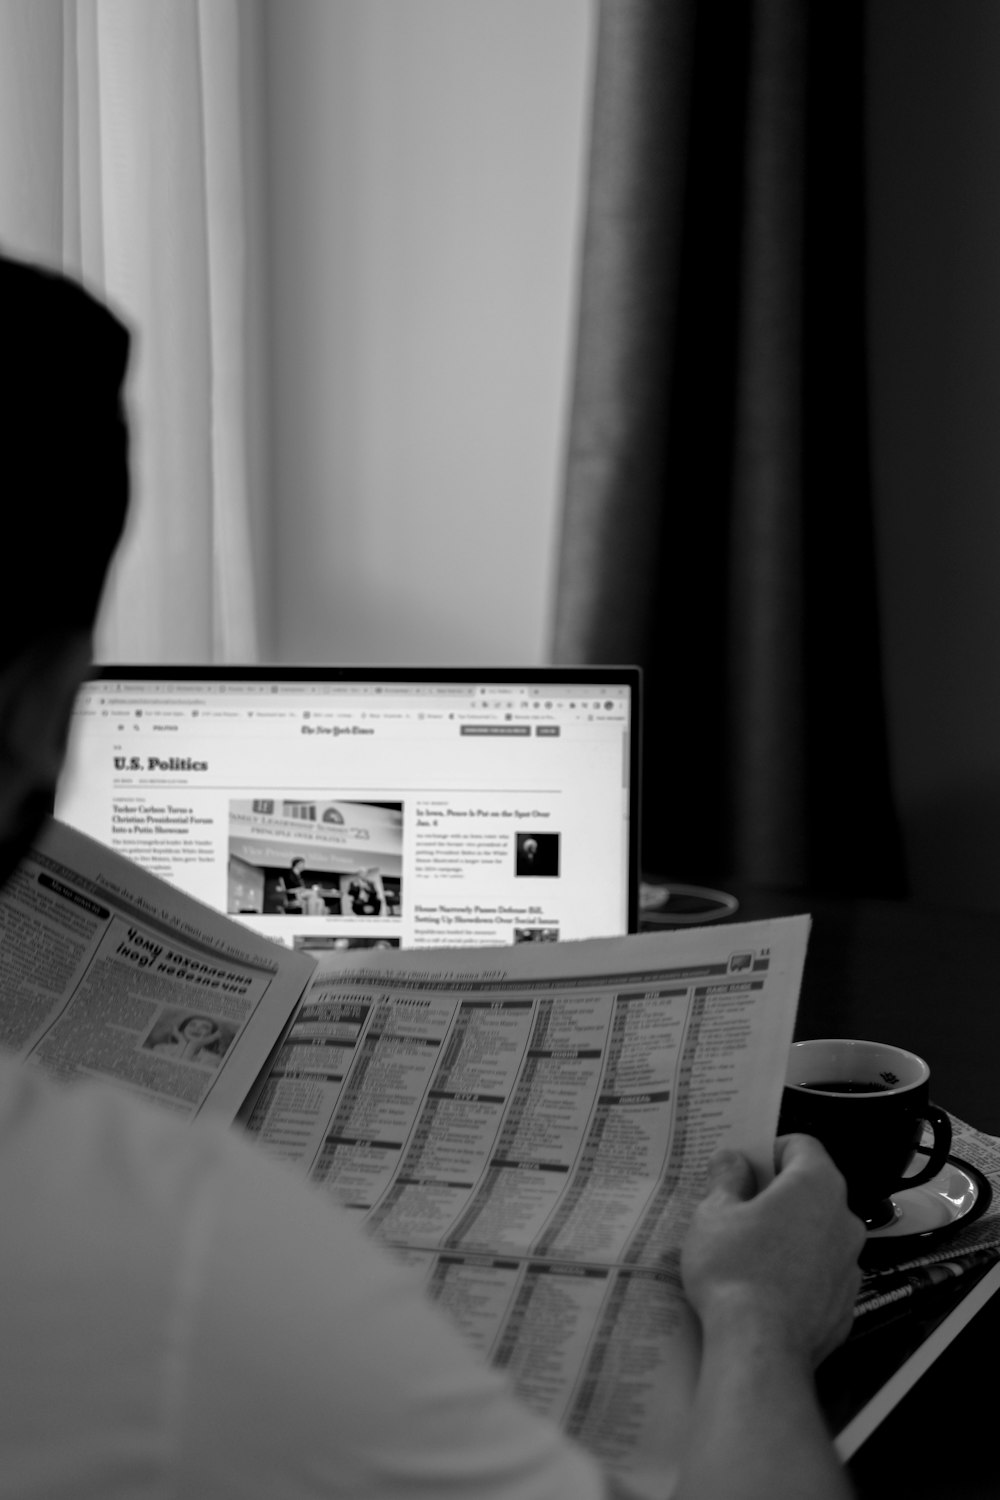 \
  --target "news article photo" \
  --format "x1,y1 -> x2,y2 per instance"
226,798 -> 403,918
292,935 -> 401,952
515,830 -> 560,877
514,926 -> 560,943
142,1007 -> 236,1068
